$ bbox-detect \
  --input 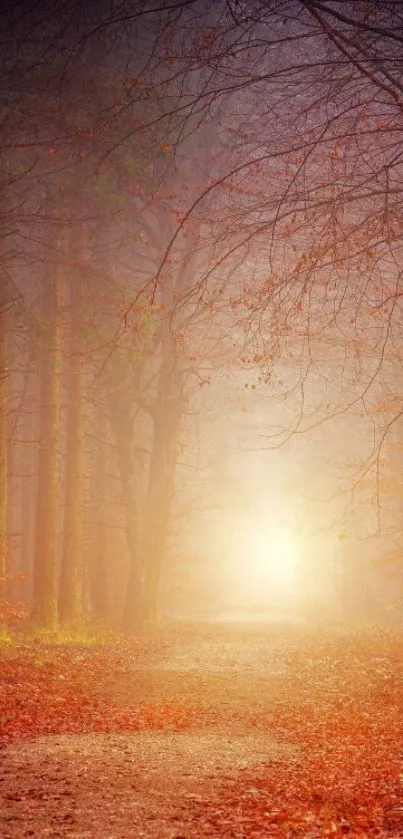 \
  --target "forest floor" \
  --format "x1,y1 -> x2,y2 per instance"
1,618 -> 403,838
